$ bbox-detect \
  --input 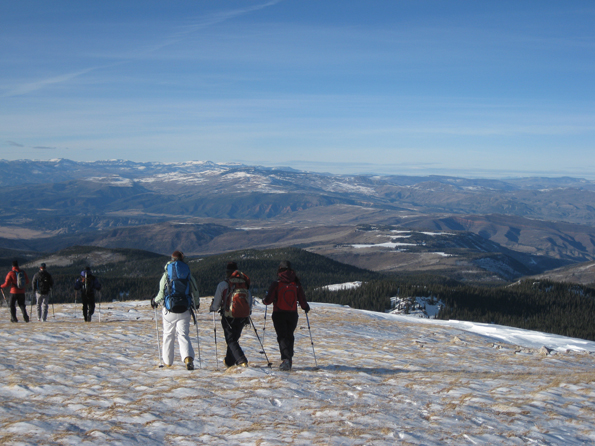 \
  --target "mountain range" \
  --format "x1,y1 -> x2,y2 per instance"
1,158 -> 595,284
